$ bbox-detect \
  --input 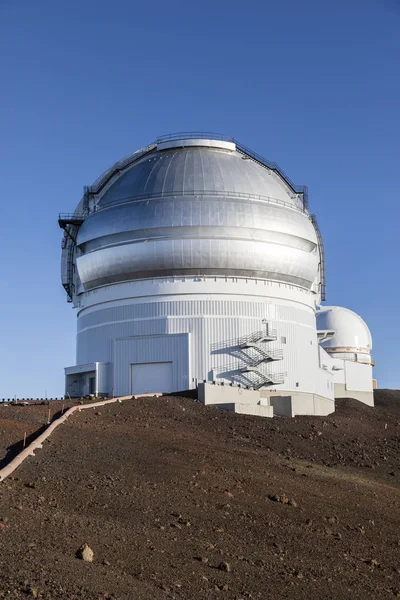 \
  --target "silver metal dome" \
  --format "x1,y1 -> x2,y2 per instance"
97,142 -> 303,210
61,136 -> 324,297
